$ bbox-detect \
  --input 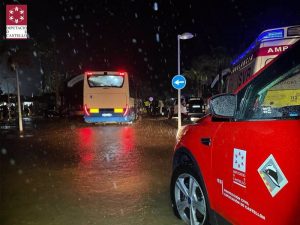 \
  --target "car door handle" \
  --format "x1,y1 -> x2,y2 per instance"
201,138 -> 211,146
